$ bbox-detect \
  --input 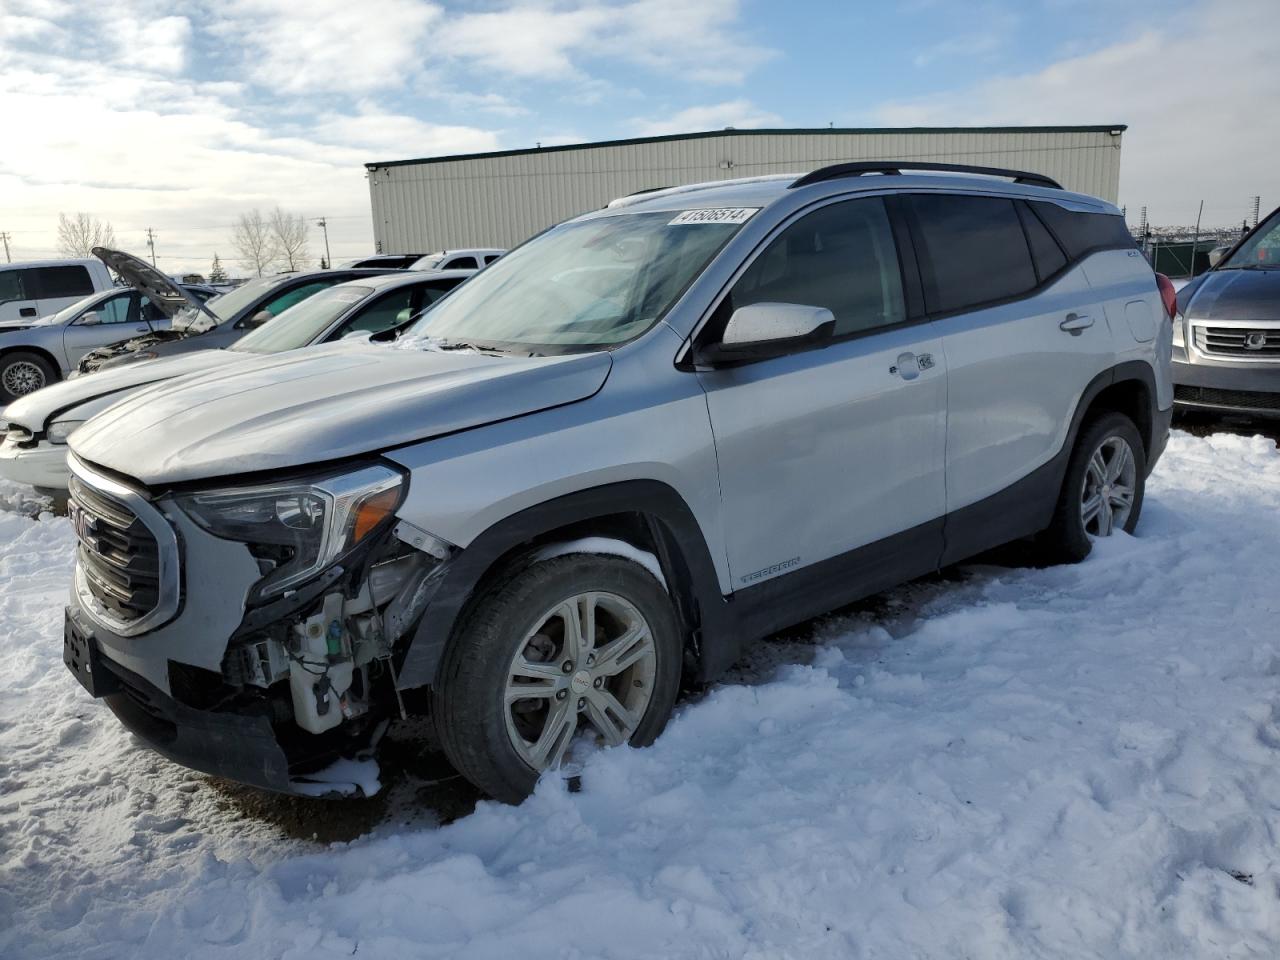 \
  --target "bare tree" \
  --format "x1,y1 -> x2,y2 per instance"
232,210 -> 278,277
56,213 -> 116,257
268,207 -> 310,271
